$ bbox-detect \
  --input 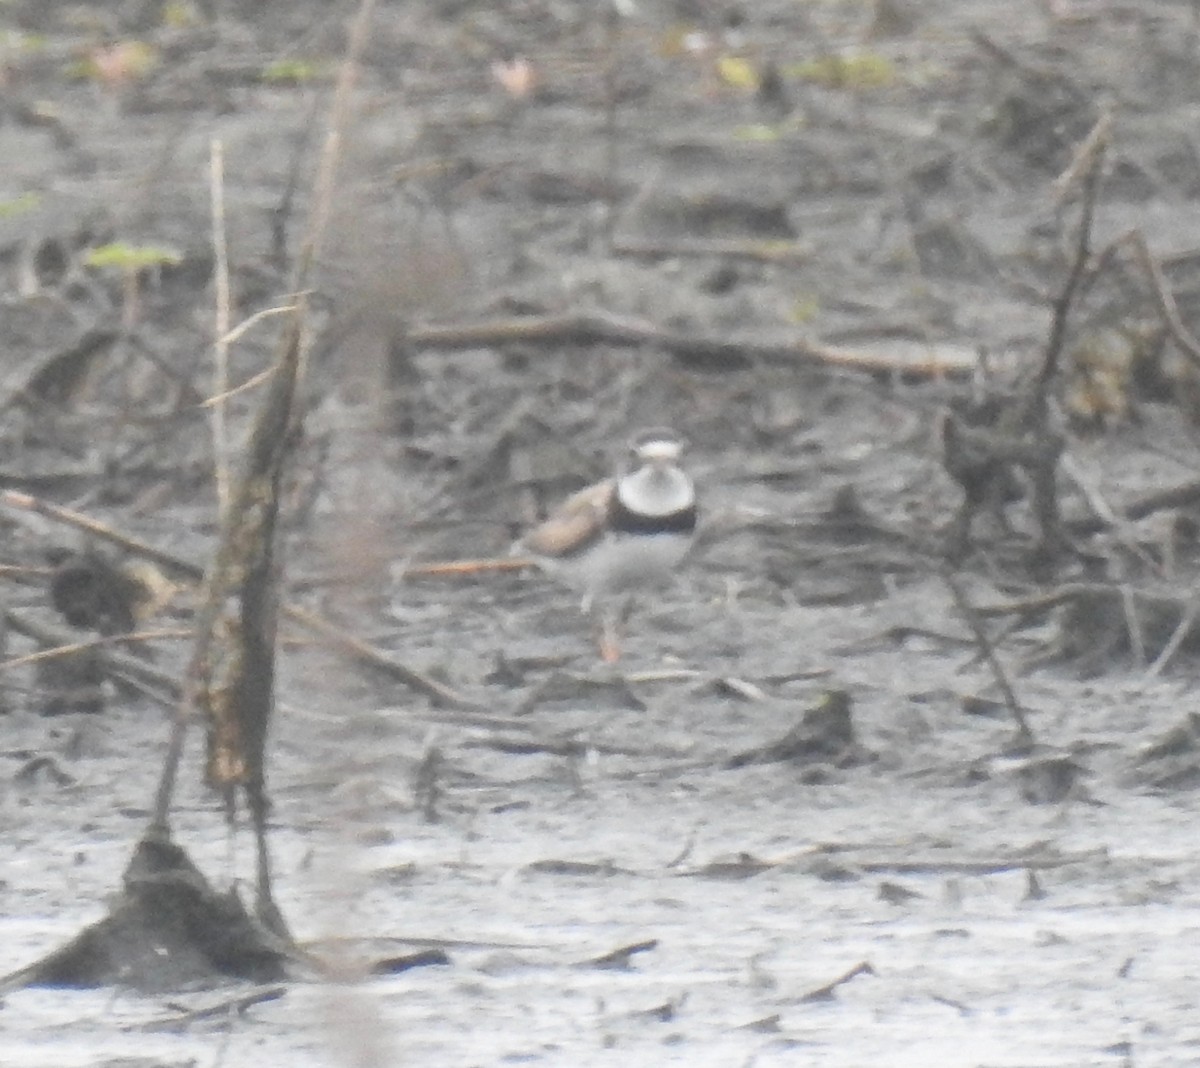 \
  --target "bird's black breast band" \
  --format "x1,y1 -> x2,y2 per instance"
609,497 -> 698,536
